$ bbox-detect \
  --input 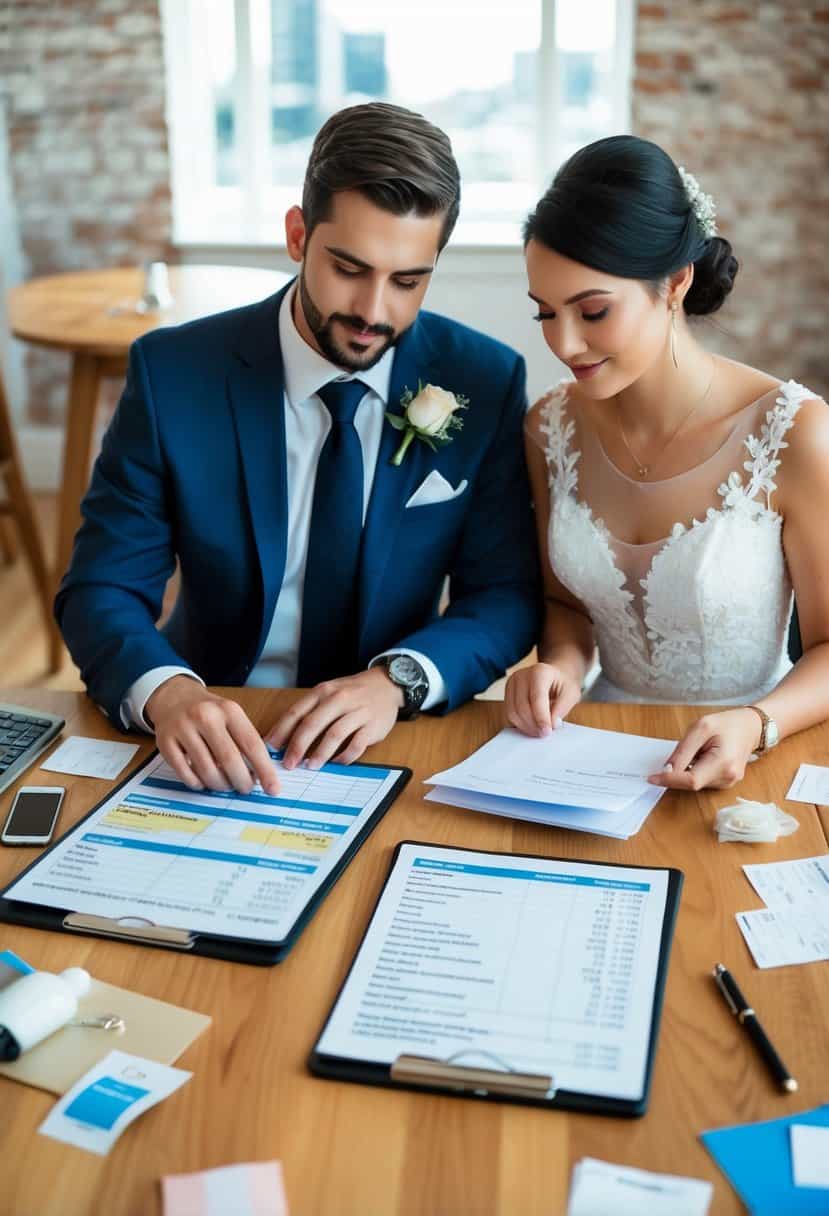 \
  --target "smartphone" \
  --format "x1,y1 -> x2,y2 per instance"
1,786 -> 65,846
